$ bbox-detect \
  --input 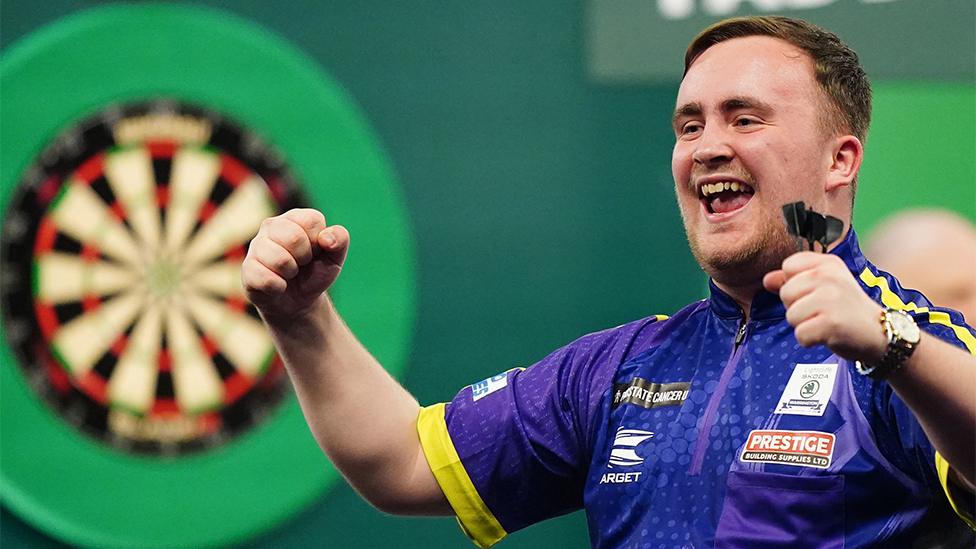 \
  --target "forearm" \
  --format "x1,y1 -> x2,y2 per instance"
261,295 -> 444,512
887,333 -> 976,487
